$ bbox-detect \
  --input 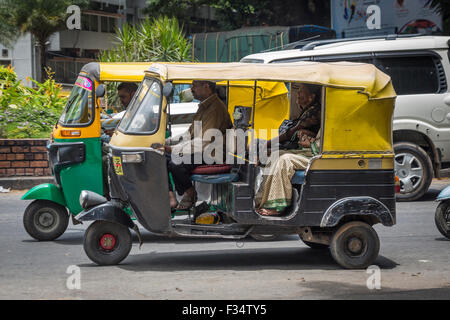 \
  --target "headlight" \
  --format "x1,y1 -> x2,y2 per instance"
122,152 -> 144,163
